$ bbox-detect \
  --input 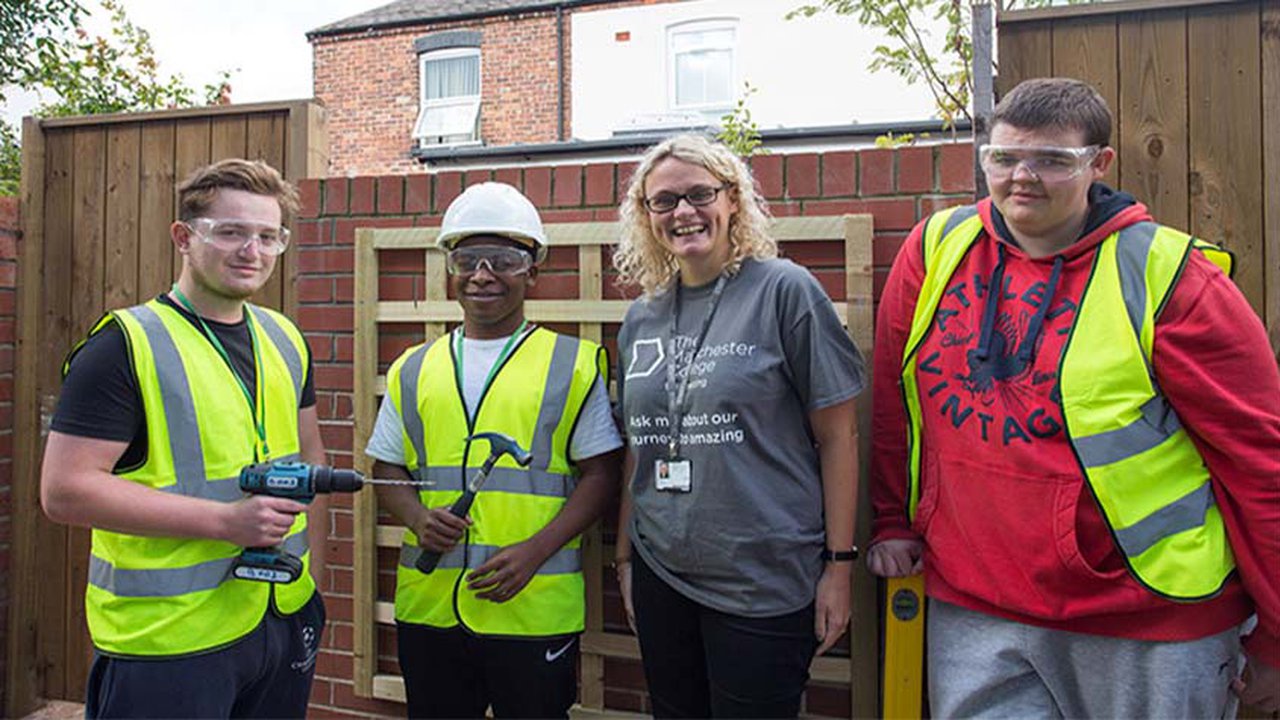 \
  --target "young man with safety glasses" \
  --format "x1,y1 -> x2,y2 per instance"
41,159 -> 326,717
364,182 -> 623,719
869,78 -> 1280,717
